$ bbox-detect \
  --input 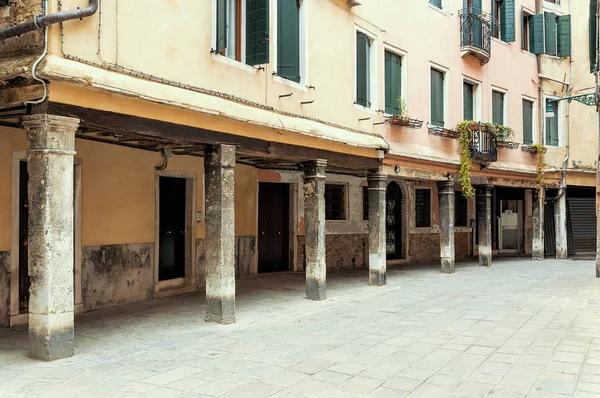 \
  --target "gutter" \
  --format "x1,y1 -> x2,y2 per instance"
0,0 -> 98,41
